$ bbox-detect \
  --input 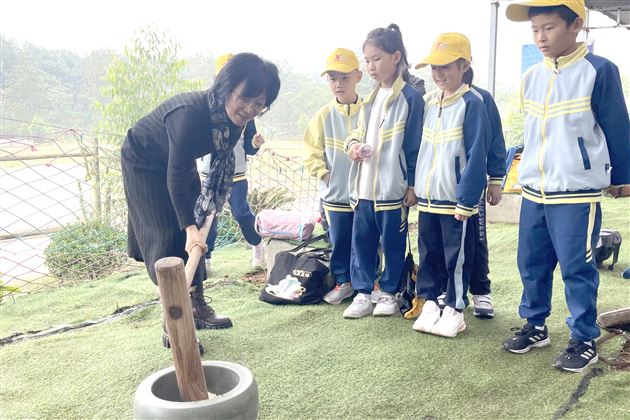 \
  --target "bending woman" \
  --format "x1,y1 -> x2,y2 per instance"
121,53 -> 280,338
